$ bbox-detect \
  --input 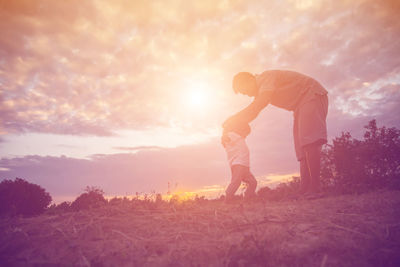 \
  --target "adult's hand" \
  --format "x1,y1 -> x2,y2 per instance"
227,90 -> 272,124
221,134 -> 230,148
